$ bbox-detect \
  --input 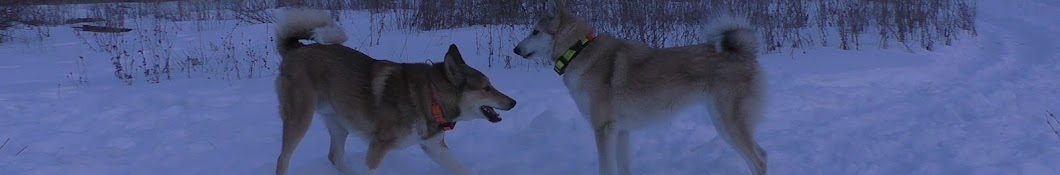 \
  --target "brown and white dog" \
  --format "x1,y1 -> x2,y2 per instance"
273,8 -> 517,175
